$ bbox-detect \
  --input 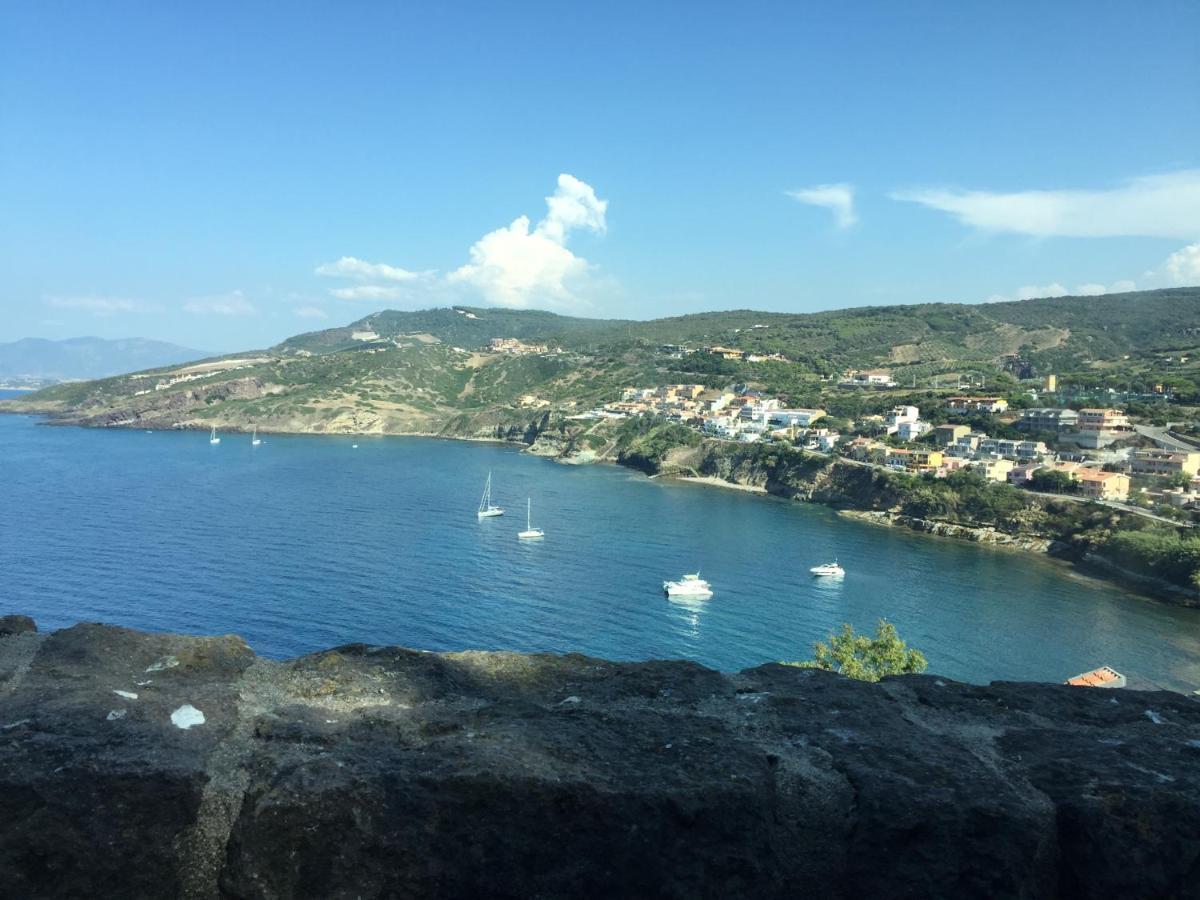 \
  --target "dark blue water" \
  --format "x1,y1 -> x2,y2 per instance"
2,399 -> 1198,689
